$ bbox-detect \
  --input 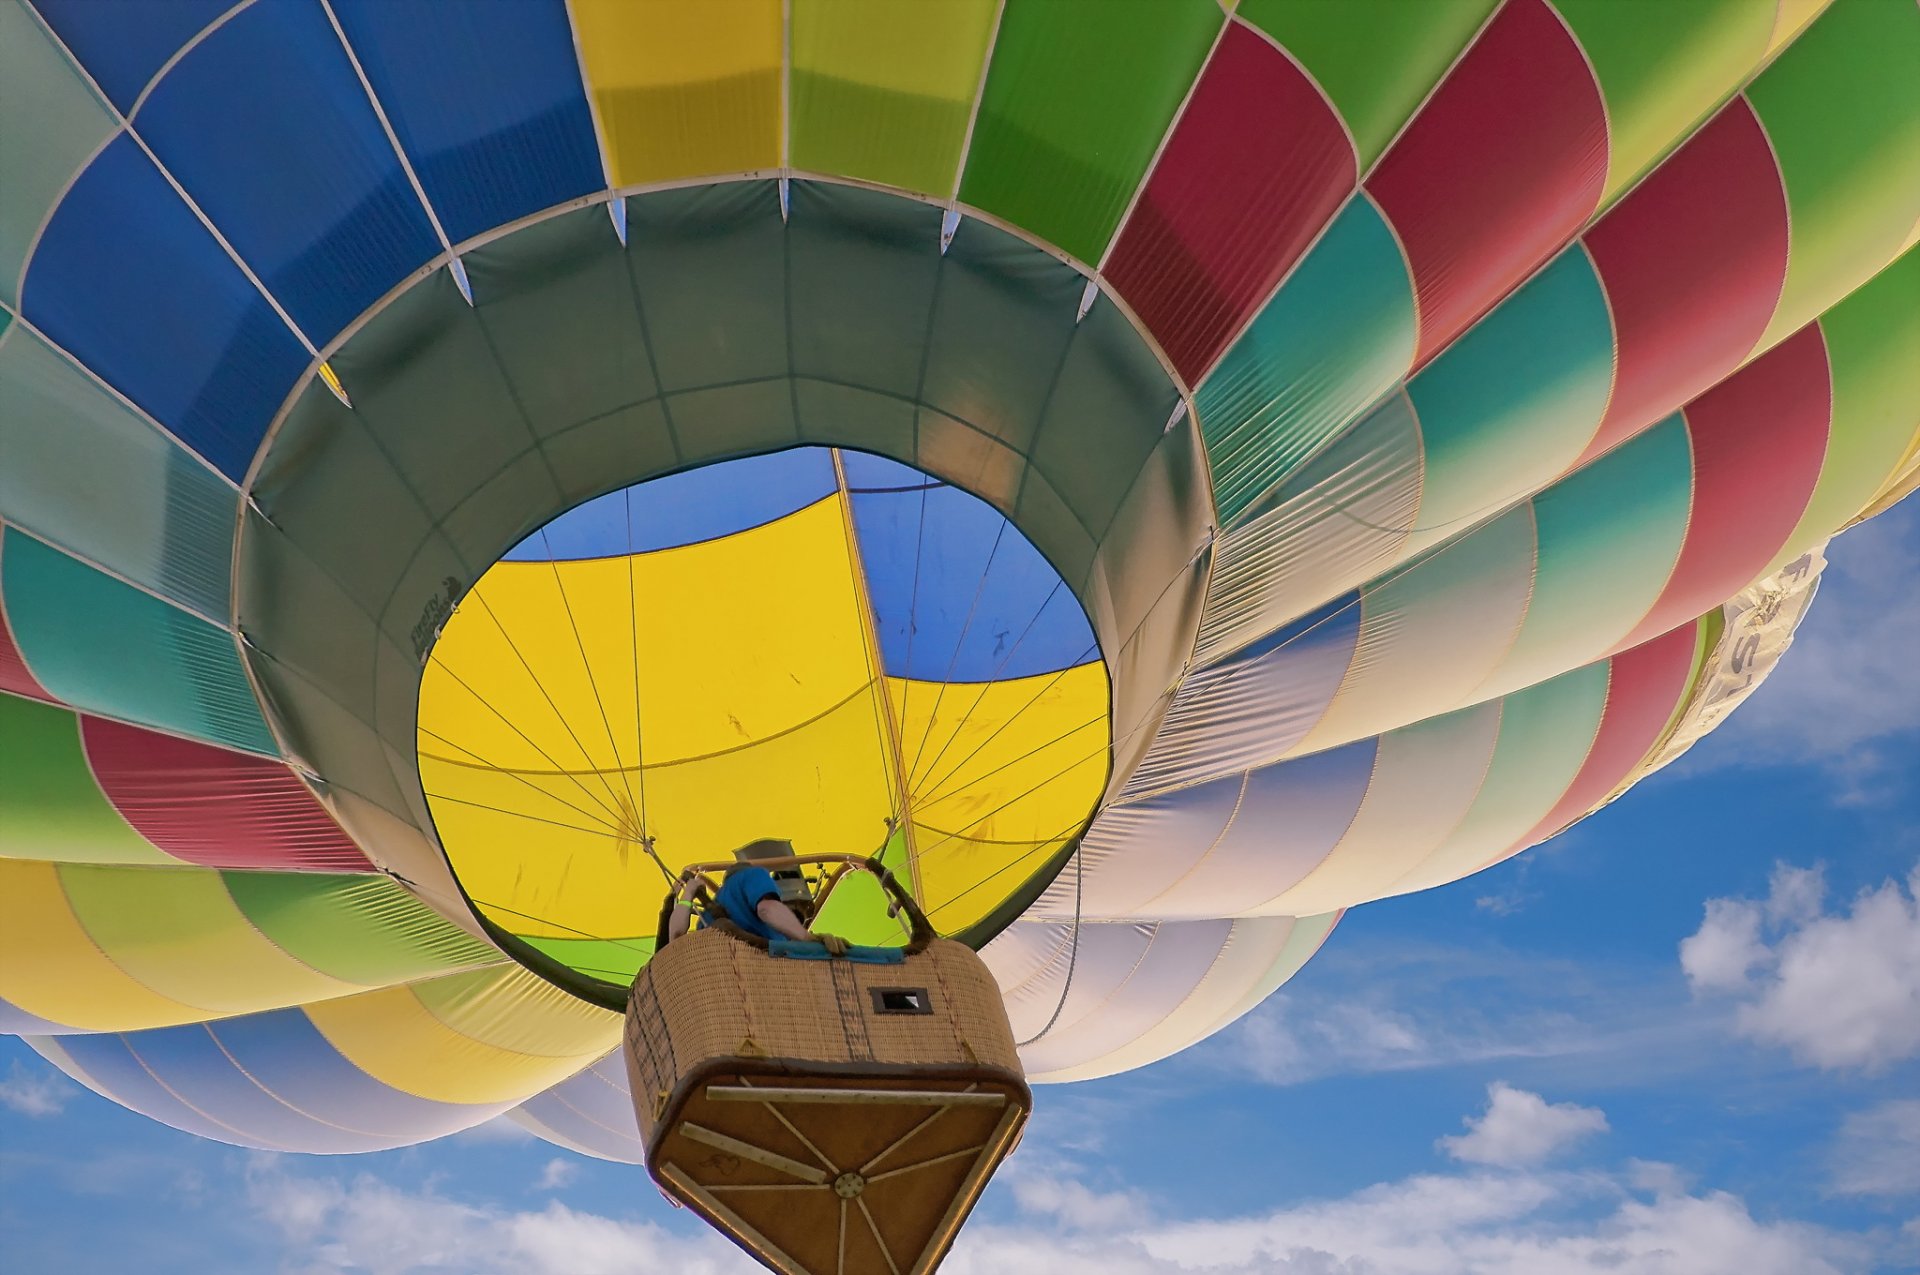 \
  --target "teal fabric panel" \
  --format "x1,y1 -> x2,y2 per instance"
0,325 -> 236,620
0,0 -> 118,309
0,530 -> 273,754
1491,415 -> 1694,695
1406,248 -> 1615,536
1196,196 -> 1417,527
